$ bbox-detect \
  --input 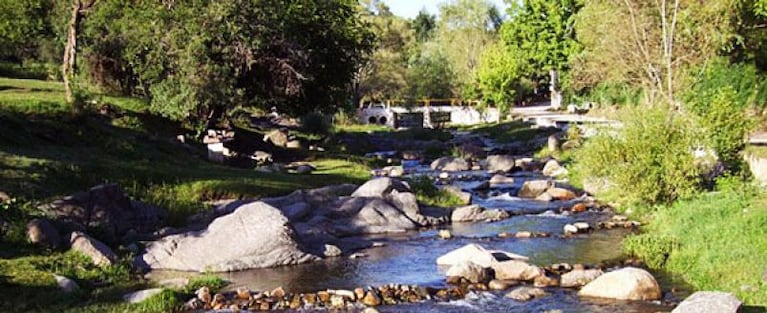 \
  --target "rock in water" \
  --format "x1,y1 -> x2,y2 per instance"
451,205 -> 509,222
70,231 -> 118,266
437,243 -> 528,267
491,260 -> 545,281
578,267 -> 661,301
323,244 -> 342,257
486,155 -> 516,173
505,287 -> 547,302
137,202 -> 319,272
430,157 -> 470,172
542,159 -> 568,177
561,269 -> 603,288
671,291 -> 742,313
518,180 -> 552,199
446,261 -> 492,284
